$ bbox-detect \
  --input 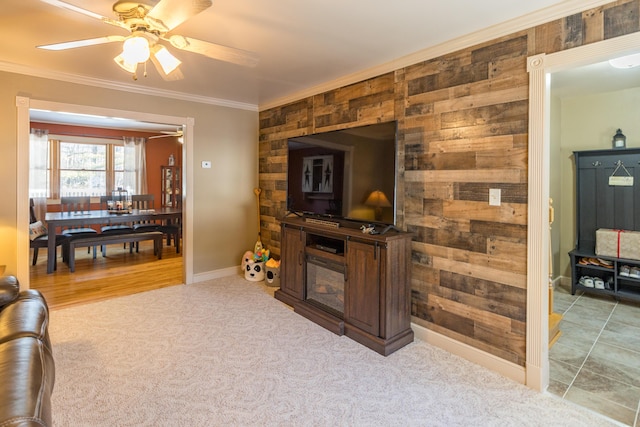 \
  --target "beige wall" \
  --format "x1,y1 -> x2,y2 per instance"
557,87 -> 640,278
0,71 -> 258,277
